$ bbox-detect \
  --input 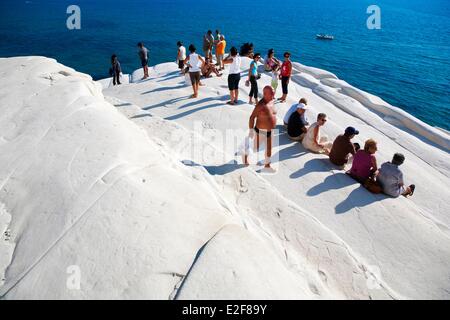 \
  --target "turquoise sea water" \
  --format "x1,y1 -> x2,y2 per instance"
0,0 -> 449,130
